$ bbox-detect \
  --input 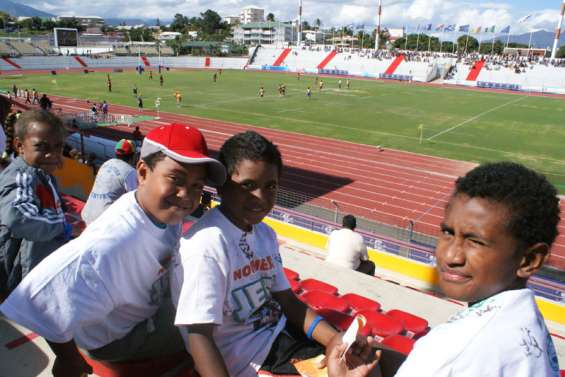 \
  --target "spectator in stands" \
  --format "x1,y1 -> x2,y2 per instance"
326,215 -> 375,276
81,139 -> 138,225
0,124 -> 226,377
173,131 -> 342,377
0,110 -> 70,296
327,162 -> 561,377
39,94 -> 52,111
